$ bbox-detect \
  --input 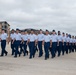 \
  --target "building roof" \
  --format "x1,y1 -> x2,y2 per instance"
0,21 -> 10,26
